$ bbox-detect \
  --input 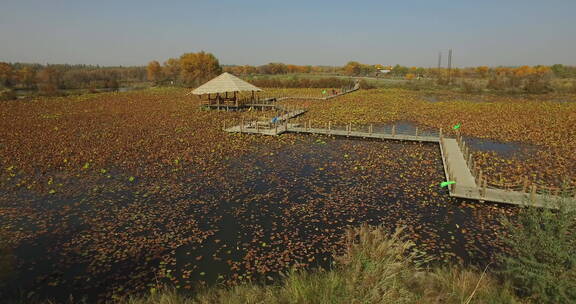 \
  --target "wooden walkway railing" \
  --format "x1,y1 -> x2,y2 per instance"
222,110 -> 575,209
276,82 -> 360,101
